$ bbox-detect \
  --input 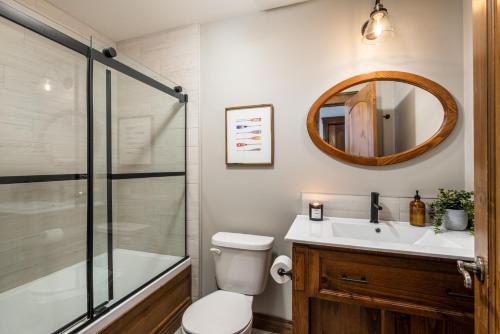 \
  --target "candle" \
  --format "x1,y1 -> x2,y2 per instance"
309,202 -> 323,221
